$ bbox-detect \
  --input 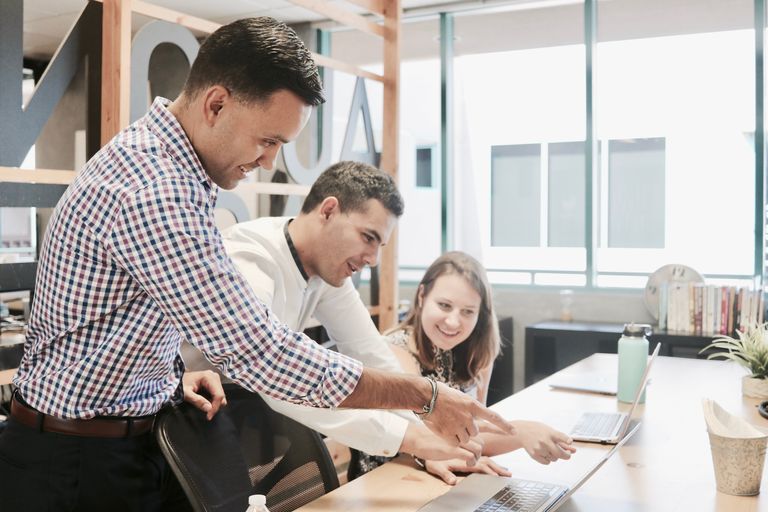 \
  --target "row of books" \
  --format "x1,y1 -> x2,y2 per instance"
658,283 -> 764,337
